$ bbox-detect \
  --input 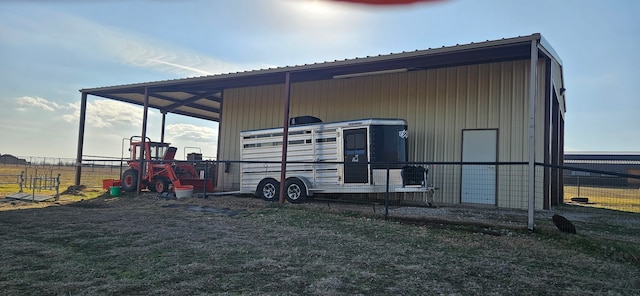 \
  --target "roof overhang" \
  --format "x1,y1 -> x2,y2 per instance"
80,33 -> 559,122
